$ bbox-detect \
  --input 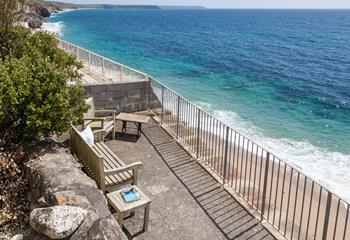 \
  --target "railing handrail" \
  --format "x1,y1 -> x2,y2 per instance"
59,38 -> 348,204
59,38 -> 350,239
59,39 -> 150,78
